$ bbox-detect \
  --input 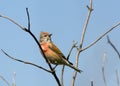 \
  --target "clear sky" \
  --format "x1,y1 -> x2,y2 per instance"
0,0 -> 120,86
